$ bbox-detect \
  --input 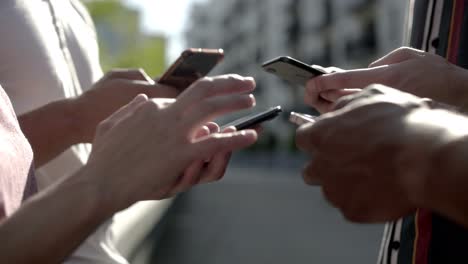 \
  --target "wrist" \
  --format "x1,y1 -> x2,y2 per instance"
67,97 -> 91,144
397,108 -> 468,209
424,135 -> 468,211
65,164 -> 117,220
